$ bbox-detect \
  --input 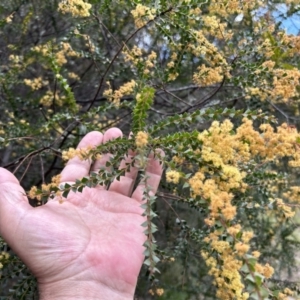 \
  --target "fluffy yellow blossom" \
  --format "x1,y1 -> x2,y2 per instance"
227,224 -> 241,236
28,186 -> 38,199
135,131 -> 149,148
156,288 -> 164,296
252,251 -> 261,258
202,242 -> 246,300
211,240 -> 230,253
166,170 -> 181,184
58,0 -> 92,17
0,252 -> 9,260
172,155 -> 185,165
6,13 -> 14,23
235,242 -> 250,256
131,4 -> 156,28
55,42 -> 79,66
283,288 -> 293,296
24,77 -> 48,90
104,80 -> 136,107
123,46 -> 156,75
62,146 -> 92,161
193,65 -> 224,86
241,231 -> 254,243
276,198 -> 295,218
202,15 -> 232,40
68,72 -> 80,80
255,263 -> 274,279
168,72 -> 179,81
263,263 -> 274,279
